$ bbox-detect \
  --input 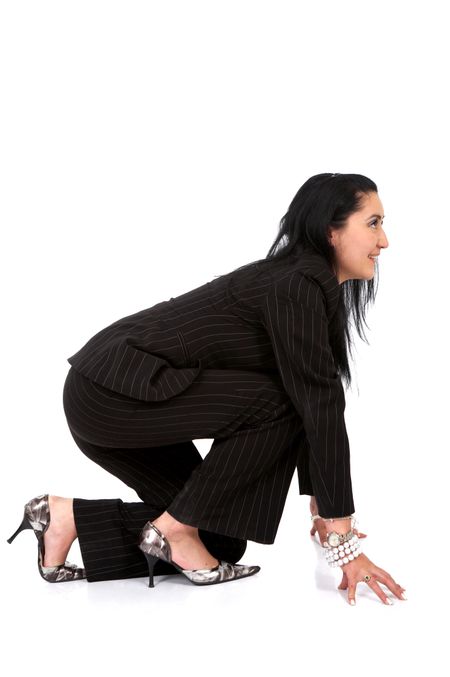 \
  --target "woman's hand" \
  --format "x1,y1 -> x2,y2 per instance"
308,497 -> 406,604
309,496 -> 368,545
337,552 -> 407,606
